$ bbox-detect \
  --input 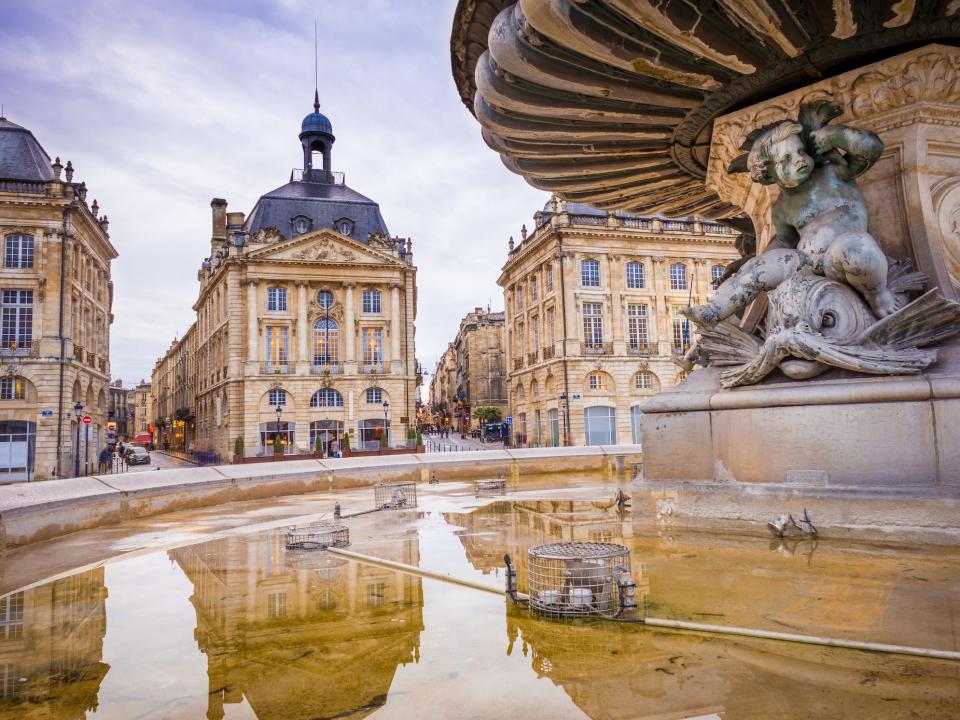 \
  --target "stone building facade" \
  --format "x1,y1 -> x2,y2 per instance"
131,379 -> 151,441
428,308 -> 506,433
106,379 -> 130,441
150,326 -> 196,452
0,116 -> 118,481
153,98 -> 417,459
499,199 -> 738,447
